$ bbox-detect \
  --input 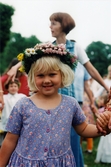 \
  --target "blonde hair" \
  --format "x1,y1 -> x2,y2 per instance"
28,56 -> 74,92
